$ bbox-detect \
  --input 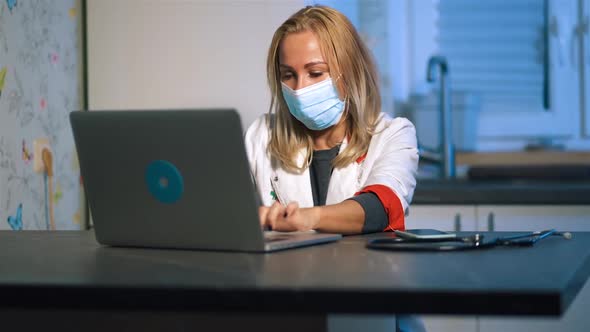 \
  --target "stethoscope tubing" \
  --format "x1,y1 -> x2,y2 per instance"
366,230 -> 571,252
